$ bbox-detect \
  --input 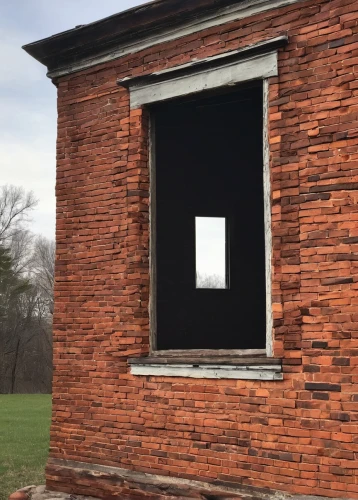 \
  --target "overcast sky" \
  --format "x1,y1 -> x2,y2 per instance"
0,0 -> 148,241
